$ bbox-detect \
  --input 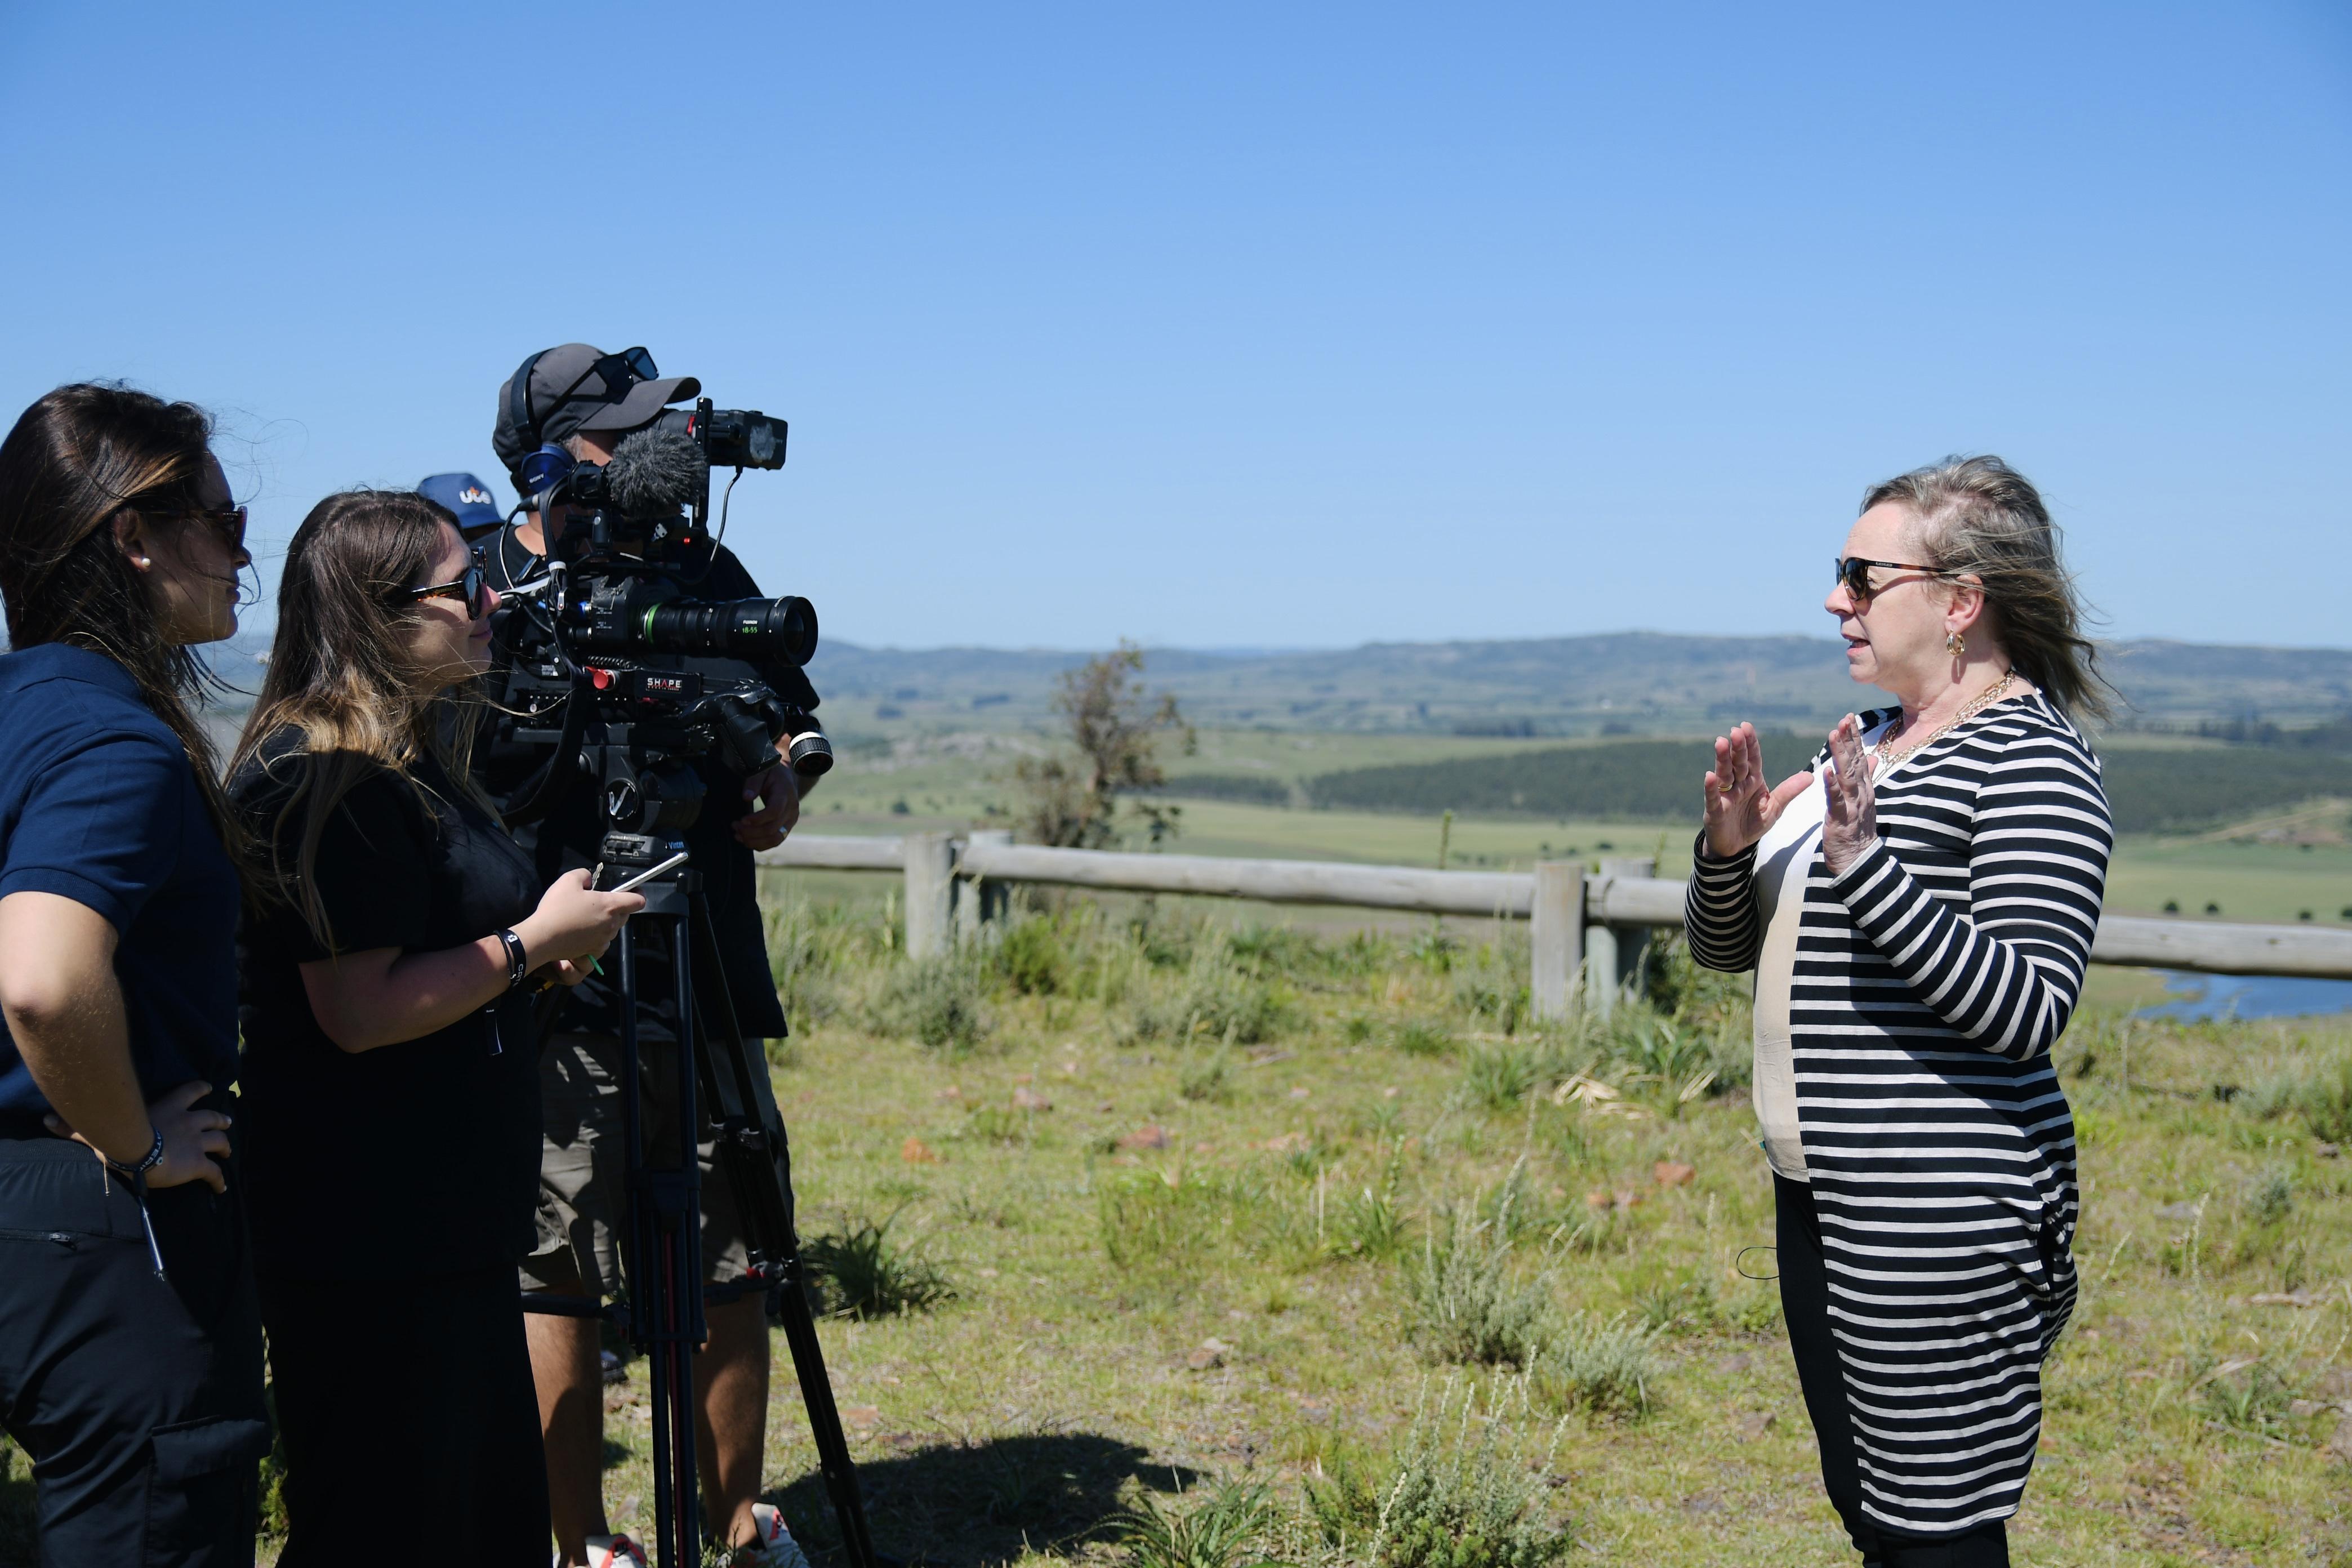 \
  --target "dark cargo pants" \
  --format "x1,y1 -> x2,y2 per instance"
0,1116 -> 268,1567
